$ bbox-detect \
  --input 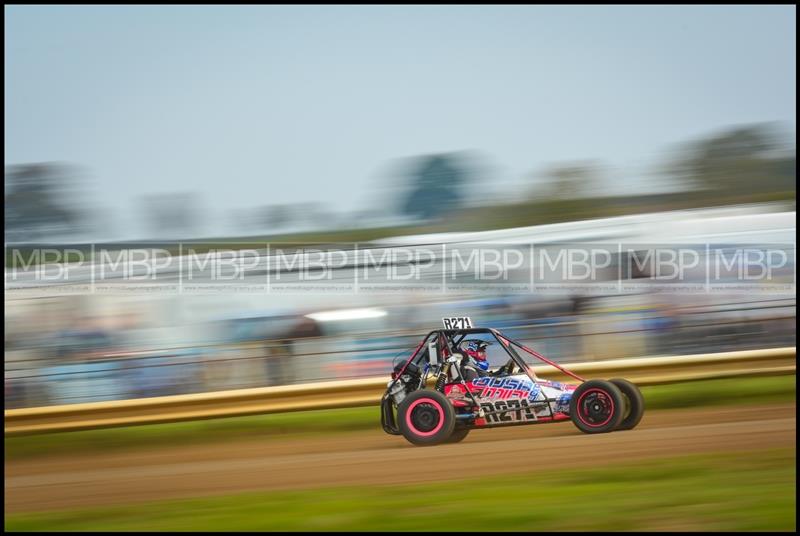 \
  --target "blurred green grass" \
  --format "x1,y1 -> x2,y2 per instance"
5,375 -> 795,461
5,448 -> 795,531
